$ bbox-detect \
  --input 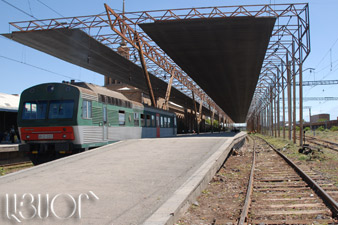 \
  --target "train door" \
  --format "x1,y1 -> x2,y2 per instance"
103,105 -> 108,141
174,115 -> 177,135
156,113 -> 160,138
